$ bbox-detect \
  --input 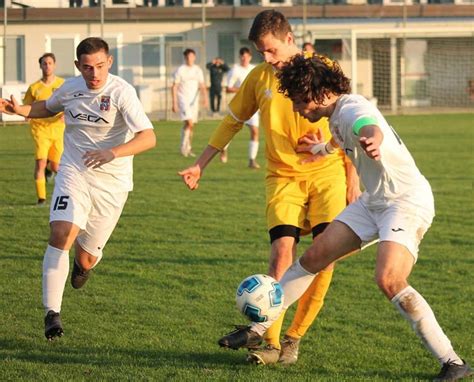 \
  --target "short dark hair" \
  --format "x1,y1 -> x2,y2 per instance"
302,42 -> 314,50
76,37 -> 109,61
248,10 -> 292,43
39,53 -> 56,65
239,47 -> 251,56
183,48 -> 196,57
277,53 -> 351,105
